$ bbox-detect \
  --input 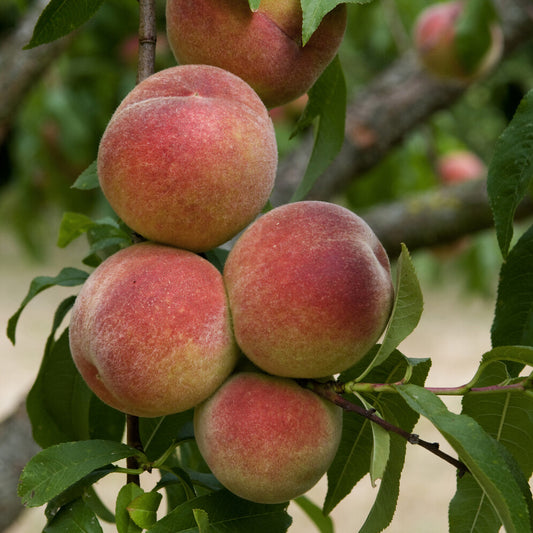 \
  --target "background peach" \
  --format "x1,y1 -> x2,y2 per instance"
69,242 -> 239,417
413,1 -> 503,82
223,201 -> 394,378
97,65 -> 277,252
165,0 -> 347,108
194,371 -> 343,503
